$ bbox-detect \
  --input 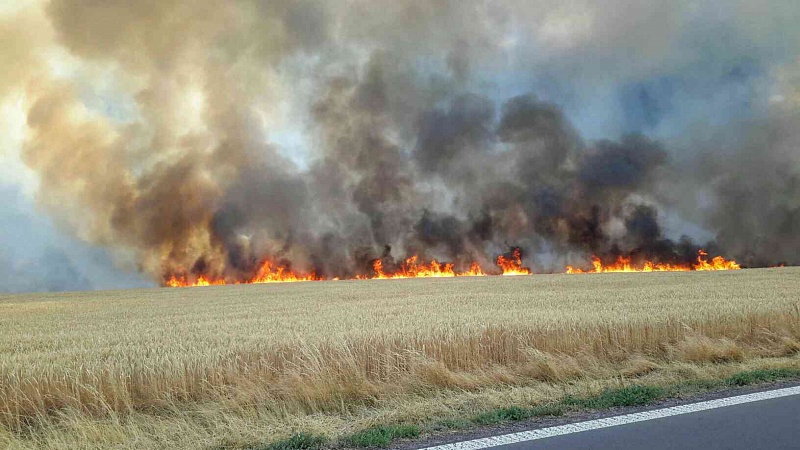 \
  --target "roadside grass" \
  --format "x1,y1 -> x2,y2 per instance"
433,418 -> 473,430
253,433 -> 328,450
725,368 -> 800,386
346,425 -> 421,448
563,385 -> 666,409
473,405 -> 540,425
246,366 -> 800,450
